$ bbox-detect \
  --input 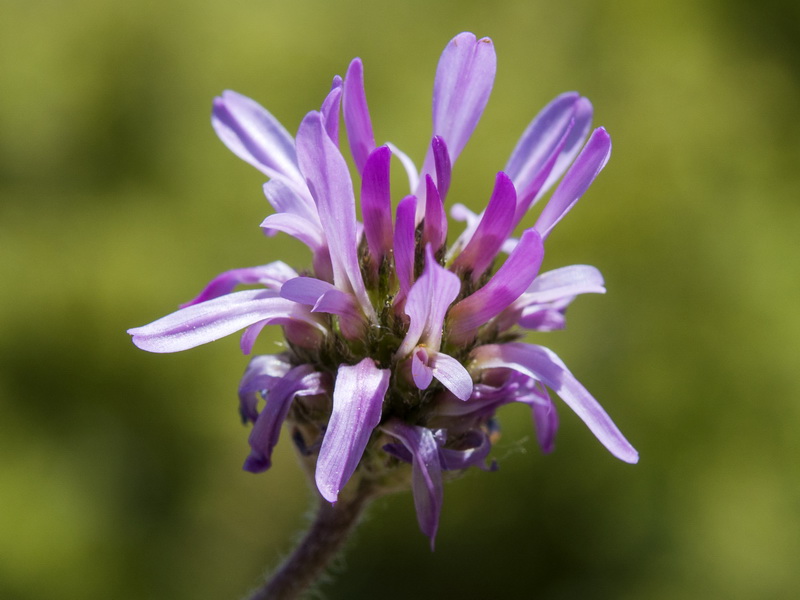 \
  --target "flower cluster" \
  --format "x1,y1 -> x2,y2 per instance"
129,32 -> 637,547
